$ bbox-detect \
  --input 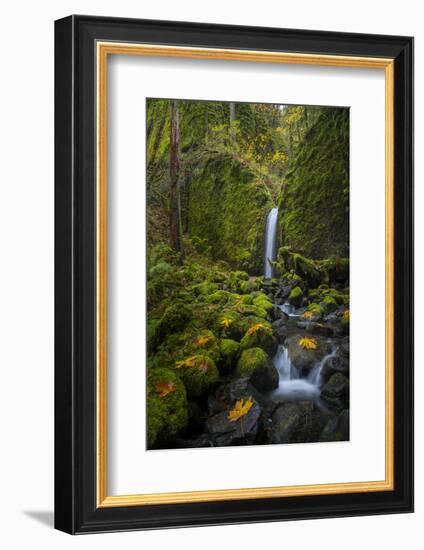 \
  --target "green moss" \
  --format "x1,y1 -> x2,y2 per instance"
236,347 -> 271,377
240,322 -> 278,356
147,368 -> 188,448
192,281 -> 219,296
252,293 -> 274,313
175,355 -> 219,397
277,247 -> 322,285
288,286 -> 303,307
219,338 -> 240,371
181,329 -> 221,362
187,156 -> 273,274
305,302 -> 324,320
203,289 -> 232,304
278,109 -> 349,259
320,295 -> 338,313
154,303 -> 192,344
